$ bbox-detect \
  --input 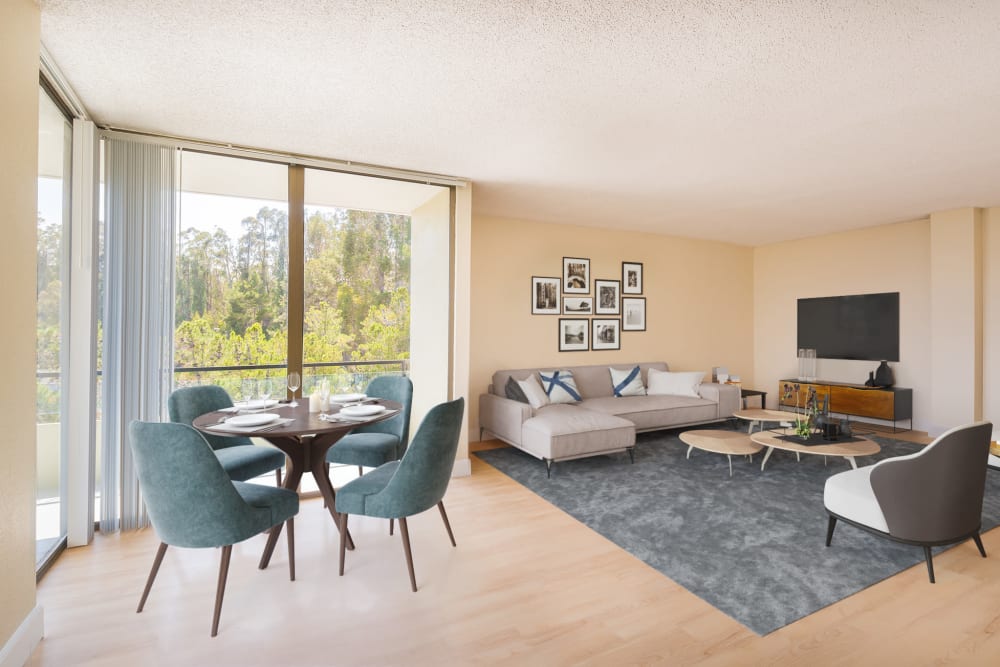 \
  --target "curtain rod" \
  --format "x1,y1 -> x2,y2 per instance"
100,127 -> 468,189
